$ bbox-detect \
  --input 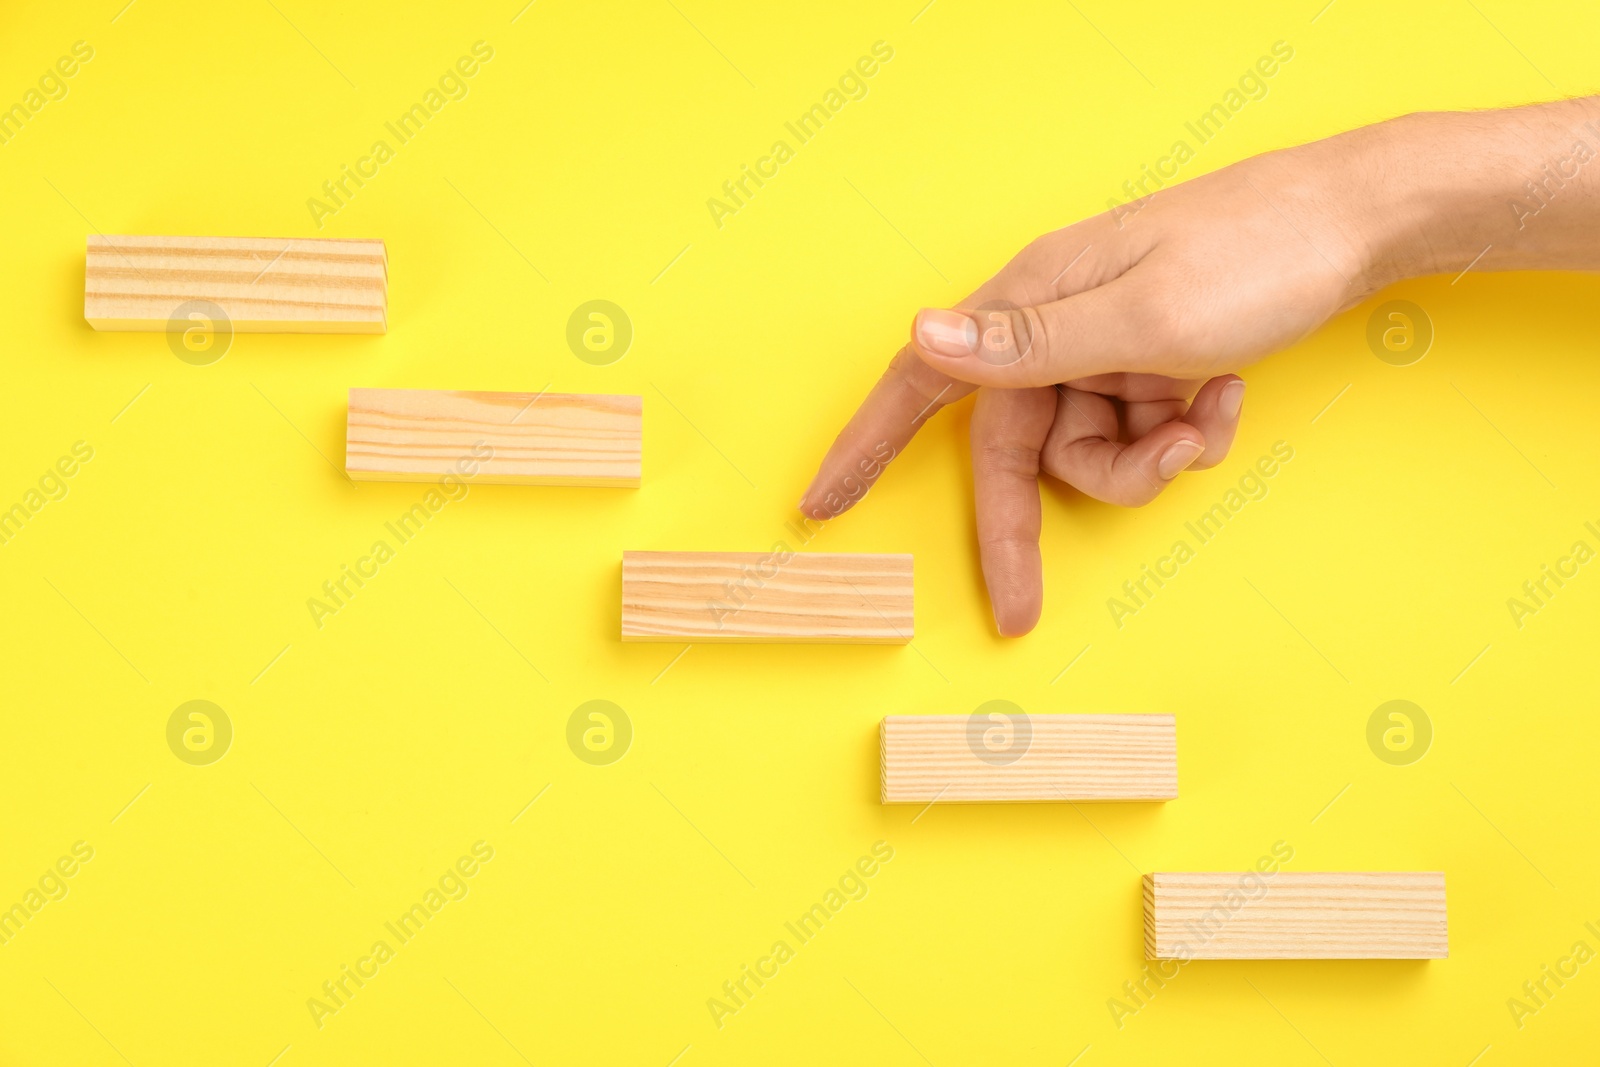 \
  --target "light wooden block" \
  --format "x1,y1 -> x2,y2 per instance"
346,388 -> 641,487
85,235 -> 386,332
1143,872 -> 1448,959
880,714 -> 1176,803
621,551 -> 912,643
